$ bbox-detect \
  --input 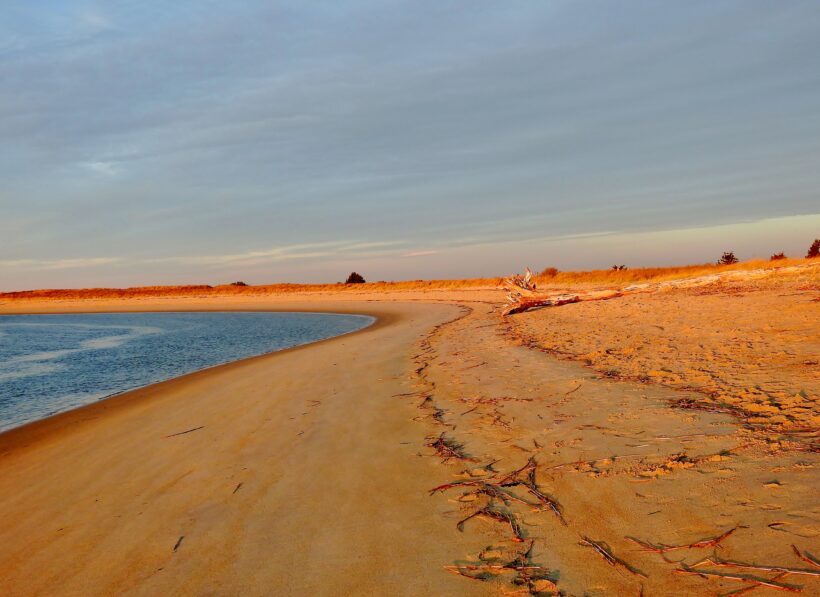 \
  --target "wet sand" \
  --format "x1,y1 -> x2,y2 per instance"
0,277 -> 817,595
